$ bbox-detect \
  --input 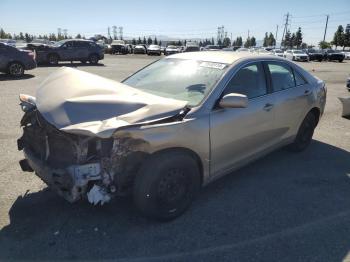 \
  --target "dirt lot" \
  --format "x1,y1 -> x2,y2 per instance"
0,55 -> 350,262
